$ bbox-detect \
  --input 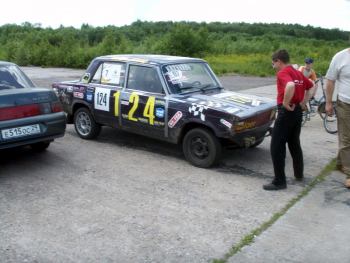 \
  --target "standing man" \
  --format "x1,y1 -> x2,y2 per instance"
325,48 -> 350,188
264,49 -> 313,191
